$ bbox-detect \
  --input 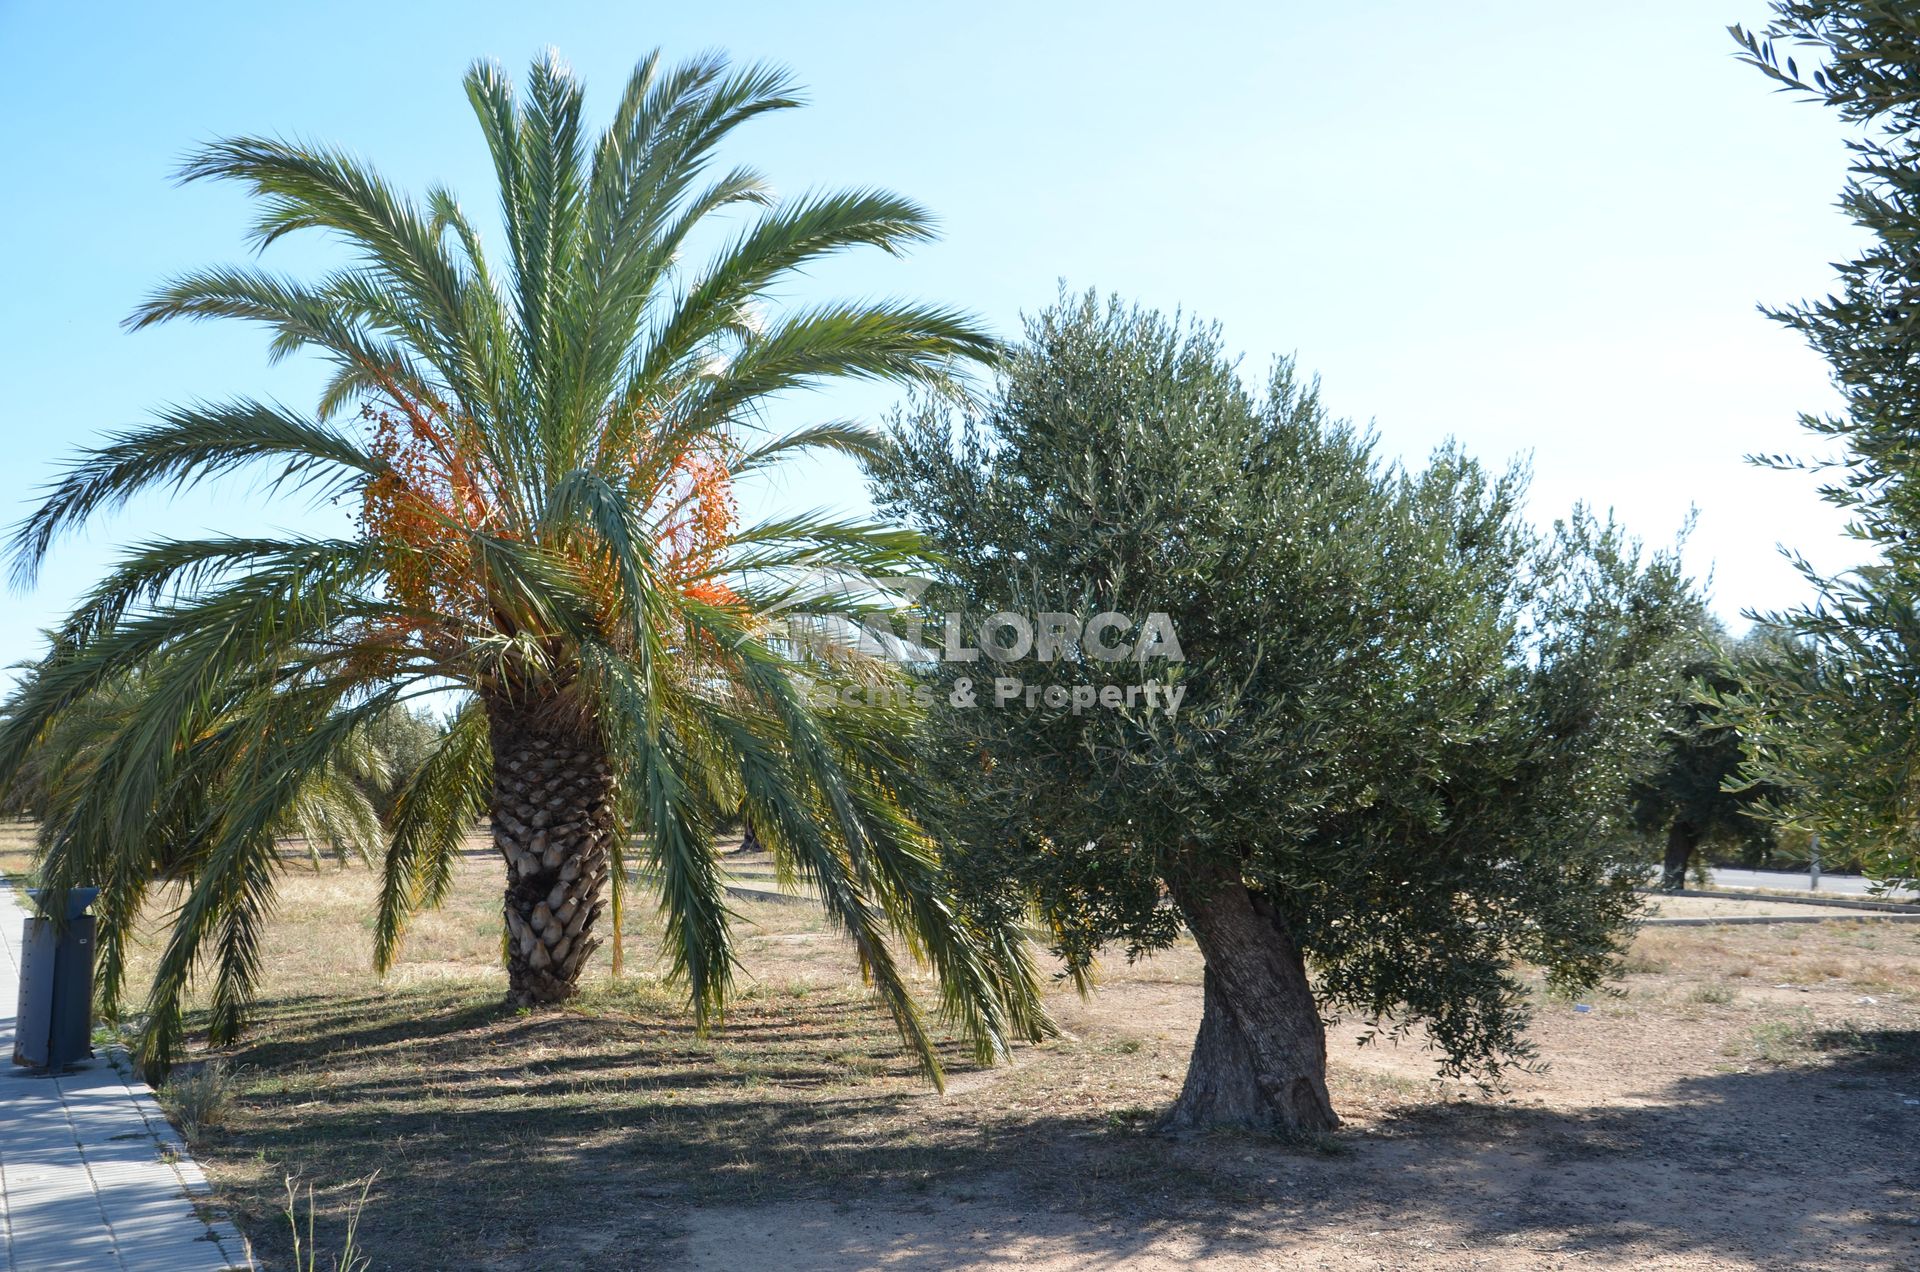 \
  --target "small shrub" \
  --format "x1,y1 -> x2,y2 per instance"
1688,983 -> 1735,1005
1747,1012 -> 1819,1064
1745,1014 -> 1919,1069
158,1061 -> 238,1141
